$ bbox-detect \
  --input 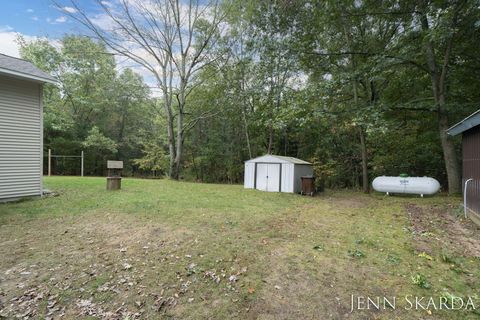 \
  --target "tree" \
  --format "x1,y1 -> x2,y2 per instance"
275,0 -> 480,194
18,0 -> 480,189
19,35 -> 155,176
61,0 -> 226,179
60,36 -> 117,139
250,2 -> 300,155
108,69 -> 151,160
414,0 -> 468,194
82,126 -> 118,154
133,141 -> 169,176
82,126 -> 118,173
282,0 -> 401,193
373,0 -> 480,193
